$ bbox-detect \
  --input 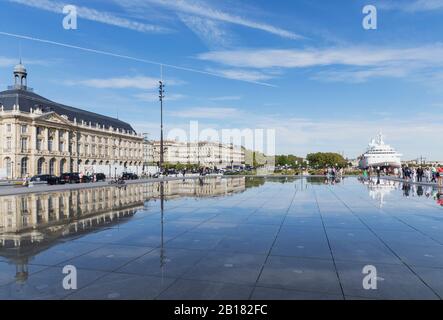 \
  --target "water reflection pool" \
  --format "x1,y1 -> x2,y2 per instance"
0,176 -> 442,300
